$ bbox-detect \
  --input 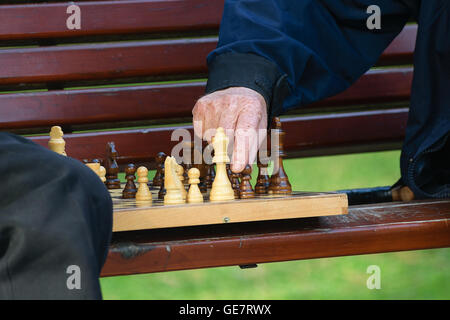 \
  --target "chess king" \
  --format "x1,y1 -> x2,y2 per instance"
209,127 -> 235,202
